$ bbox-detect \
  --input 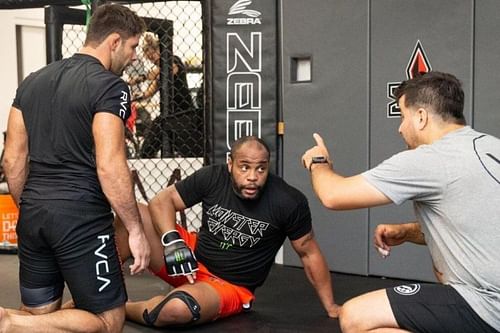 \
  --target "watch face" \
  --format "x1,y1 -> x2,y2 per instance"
312,156 -> 328,163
